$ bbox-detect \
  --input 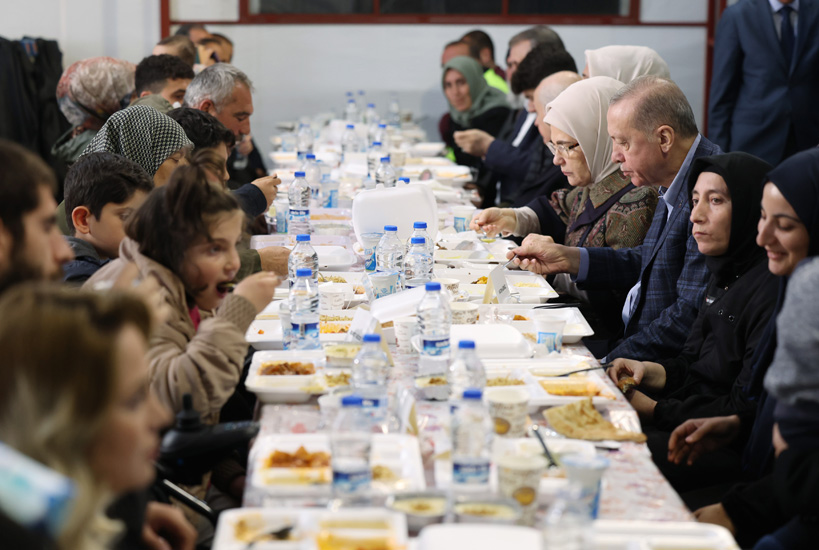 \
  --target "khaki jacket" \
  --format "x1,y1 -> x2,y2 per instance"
85,238 -> 256,425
